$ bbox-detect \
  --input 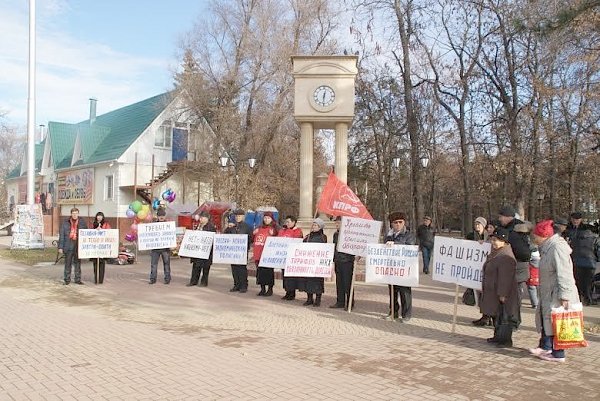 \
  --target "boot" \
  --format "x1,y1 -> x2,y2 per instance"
265,286 -> 273,296
472,315 -> 492,326
257,285 -> 266,296
303,293 -> 314,306
313,294 -> 321,307
281,291 -> 290,300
